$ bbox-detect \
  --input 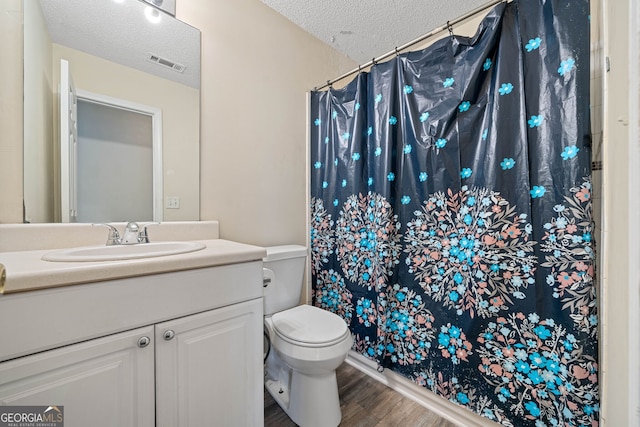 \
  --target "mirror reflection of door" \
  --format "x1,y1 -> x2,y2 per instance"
59,59 -> 163,223
76,100 -> 154,223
